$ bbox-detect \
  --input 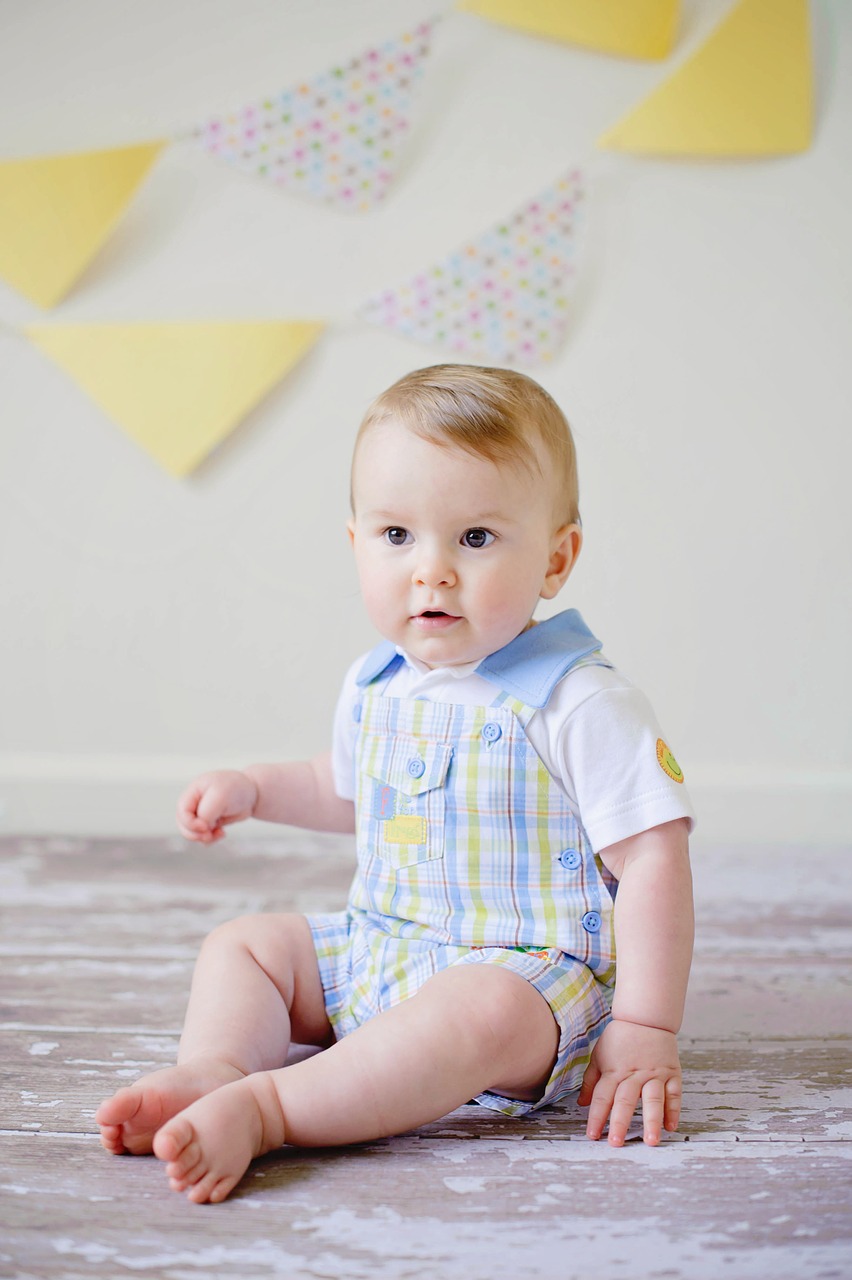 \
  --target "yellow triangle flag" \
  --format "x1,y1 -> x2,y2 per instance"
598,0 -> 812,156
0,141 -> 165,309
460,0 -> 679,60
25,321 -> 325,476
